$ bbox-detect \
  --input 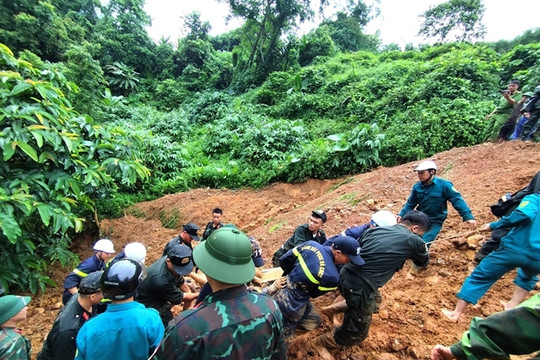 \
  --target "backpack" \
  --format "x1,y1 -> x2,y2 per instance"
490,193 -> 522,217
522,95 -> 539,113
490,171 -> 540,217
